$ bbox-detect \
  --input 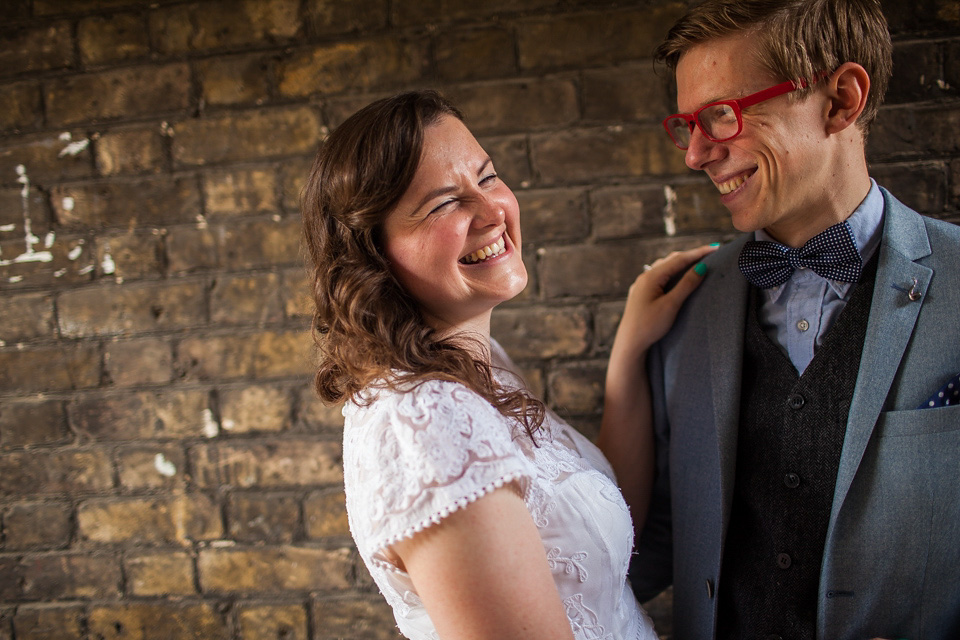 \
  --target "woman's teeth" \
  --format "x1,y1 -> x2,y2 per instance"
716,174 -> 746,194
460,235 -> 506,264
